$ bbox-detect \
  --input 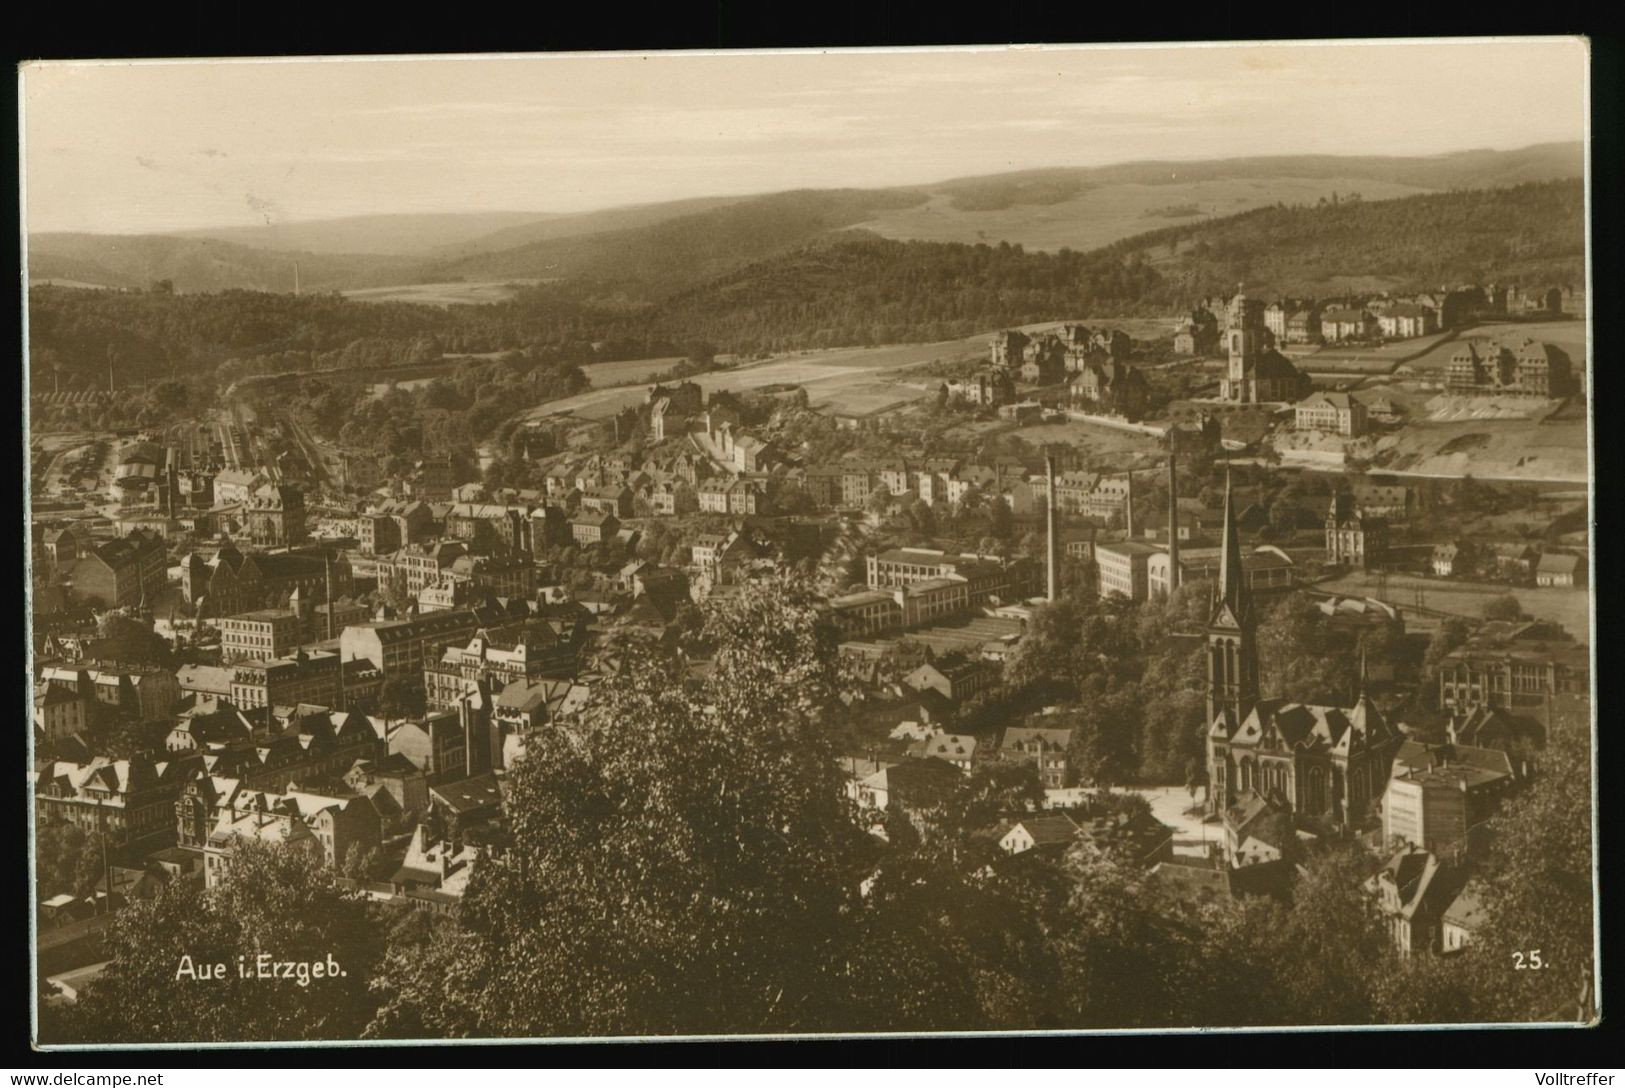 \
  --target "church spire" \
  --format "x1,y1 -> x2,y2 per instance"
1217,468 -> 1251,621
